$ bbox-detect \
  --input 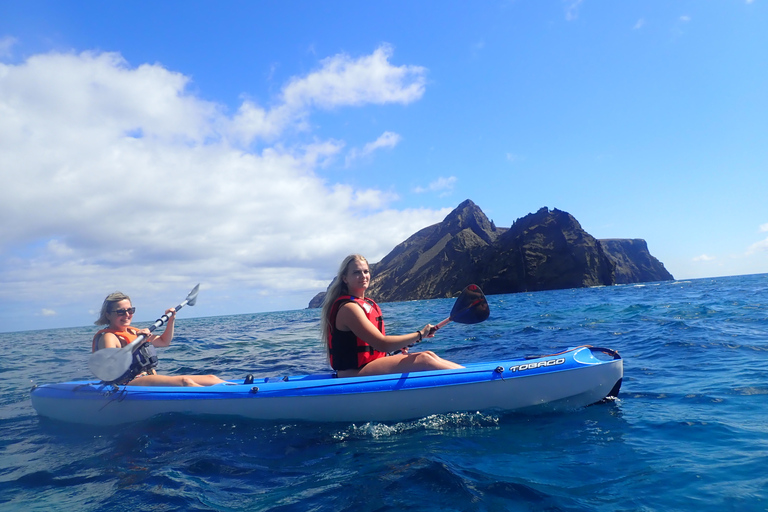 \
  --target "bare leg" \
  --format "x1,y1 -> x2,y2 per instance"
126,374 -> 226,387
339,352 -> 463,378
